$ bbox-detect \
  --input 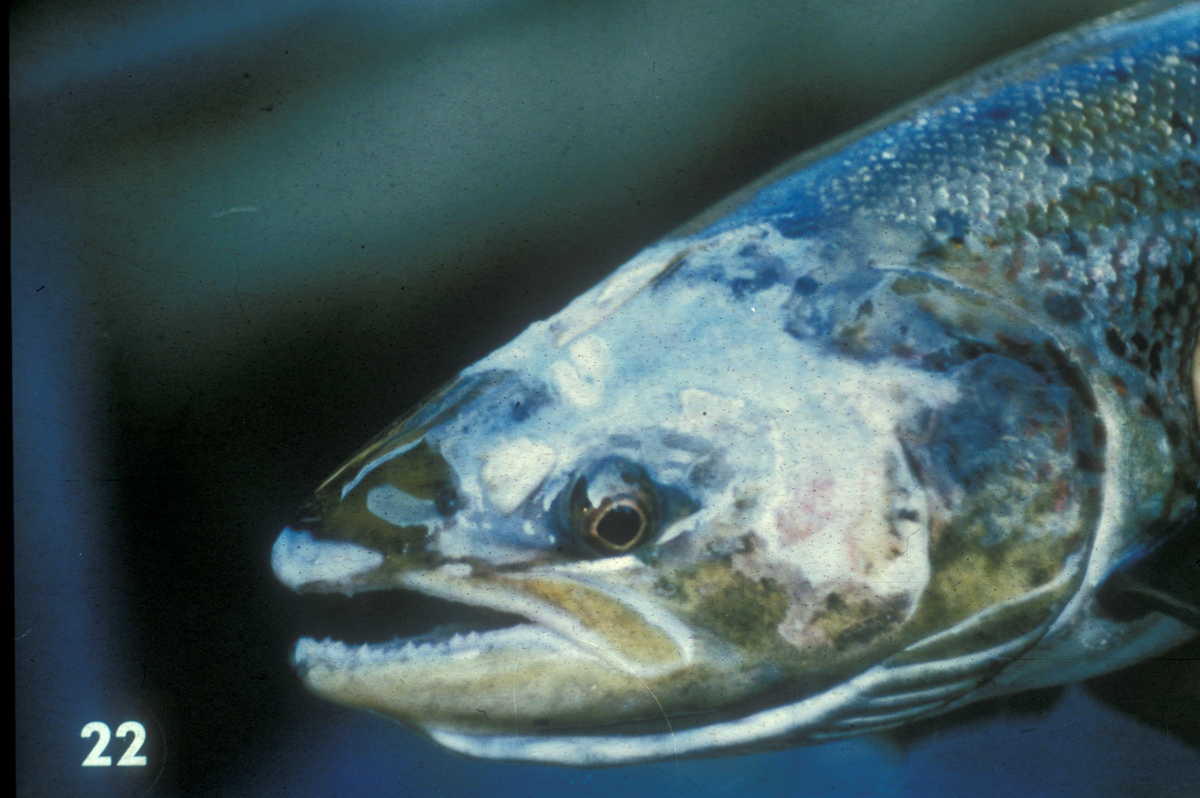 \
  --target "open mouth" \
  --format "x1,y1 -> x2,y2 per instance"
271,527 -> 700,746
270,525 -> 600,671
286,588 -> 525,647
284,588 -> 578,670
